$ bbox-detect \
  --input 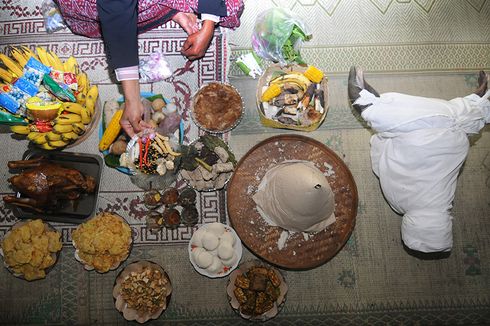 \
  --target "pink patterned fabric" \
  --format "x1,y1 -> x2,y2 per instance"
56,0 -> 244,38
